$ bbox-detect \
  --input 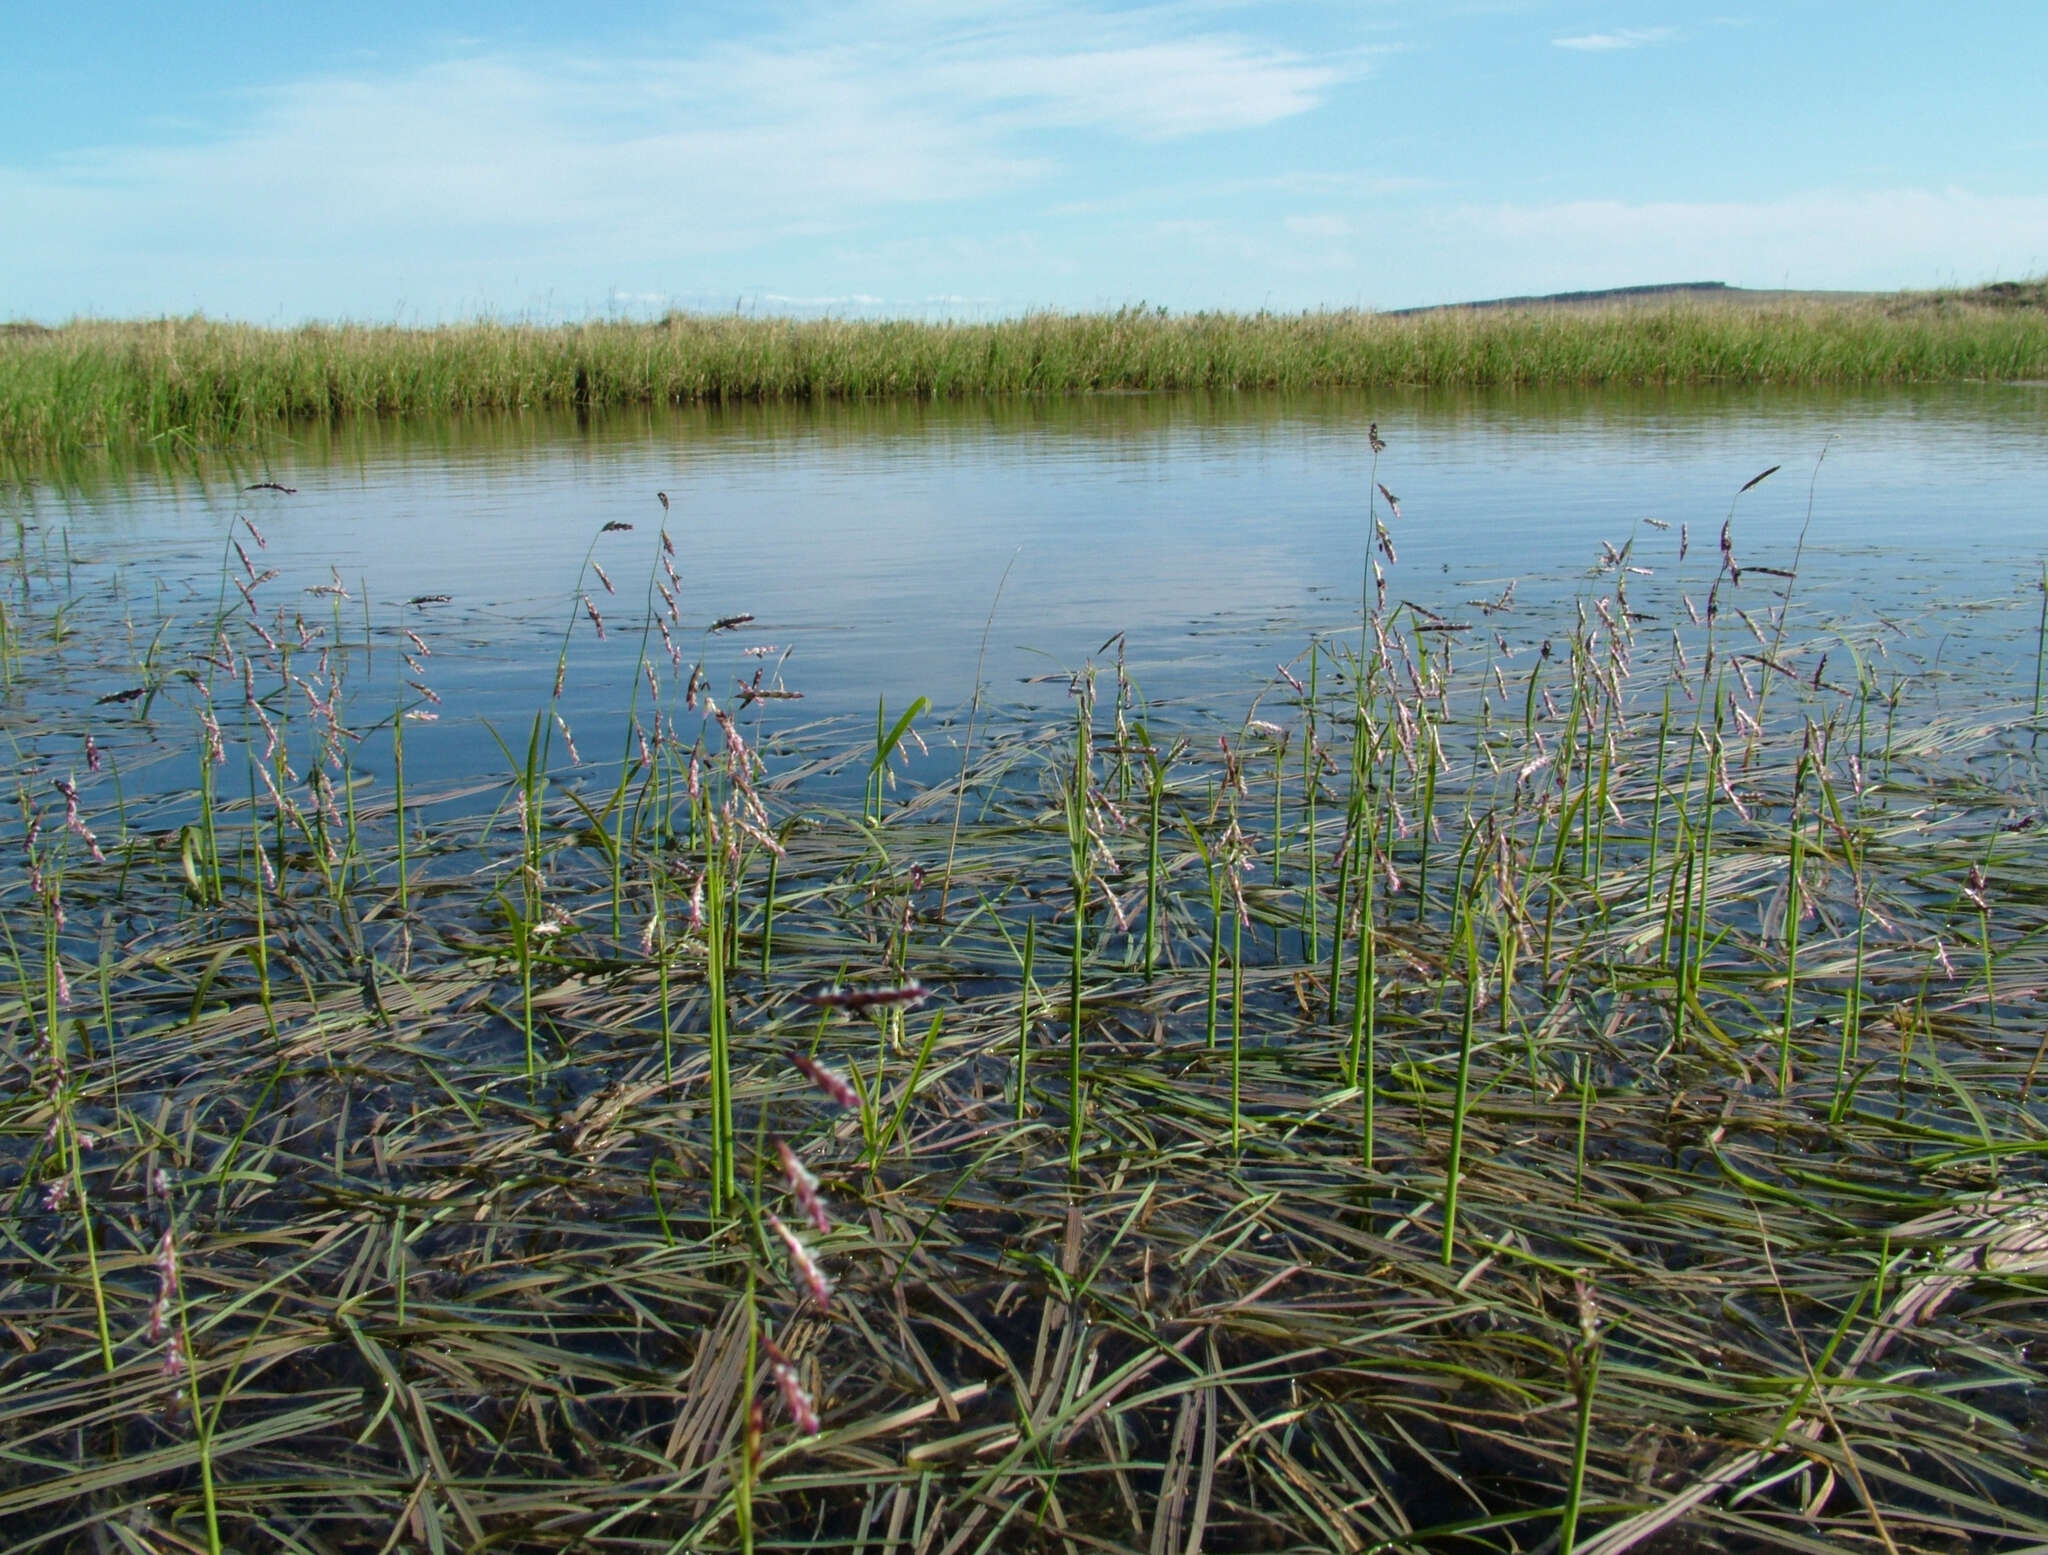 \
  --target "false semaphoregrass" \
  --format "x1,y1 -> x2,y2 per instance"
8,462 -> 2048,1553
